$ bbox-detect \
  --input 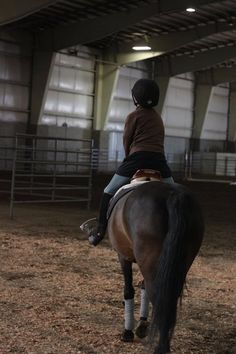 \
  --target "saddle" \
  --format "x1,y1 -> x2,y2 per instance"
80,169 -> 161,234
107,169 -> 161,219
131,169 -> 161,182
